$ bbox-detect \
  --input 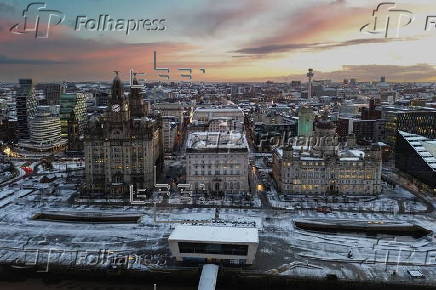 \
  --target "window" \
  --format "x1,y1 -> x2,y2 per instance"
178,242 -> 248,256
